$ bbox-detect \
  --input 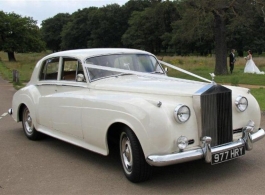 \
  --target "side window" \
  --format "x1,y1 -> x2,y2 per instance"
61,58 -> 85,82
39,57 -> 59,80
